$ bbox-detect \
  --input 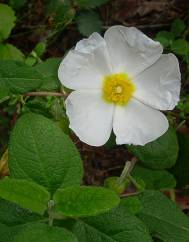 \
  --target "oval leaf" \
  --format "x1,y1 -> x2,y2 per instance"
132,165 -> 176,190
9,113 -> 83,194
128,128 -> 179,169
75,0 -> 109,8
171,132 -> 189,187
0,60 -> 43,99
76,11 -> 102,37
34,58 -> 61,91
0,4 -> 16,41
0,44 -> 24,61
13,223 -> 78,242
0,198 -> 41,226
138,190 -> 189,241
72,205 -> 152,242
53,186 -> 120,217
0,177 -> 50,215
